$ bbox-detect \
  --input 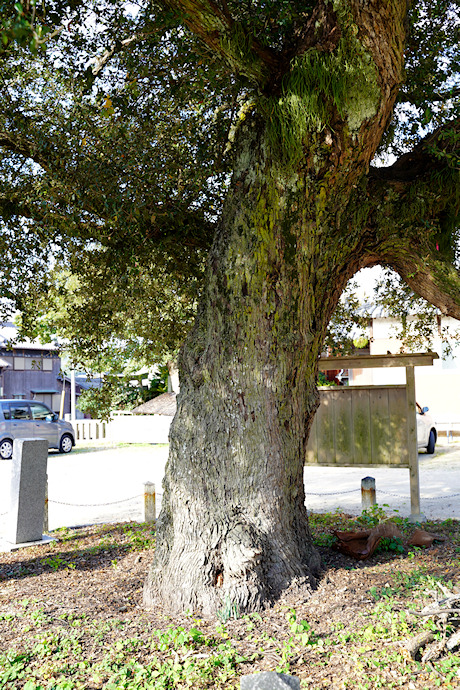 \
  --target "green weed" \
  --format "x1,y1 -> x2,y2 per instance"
1,517 -> 459,689
216,596 -> 240,624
